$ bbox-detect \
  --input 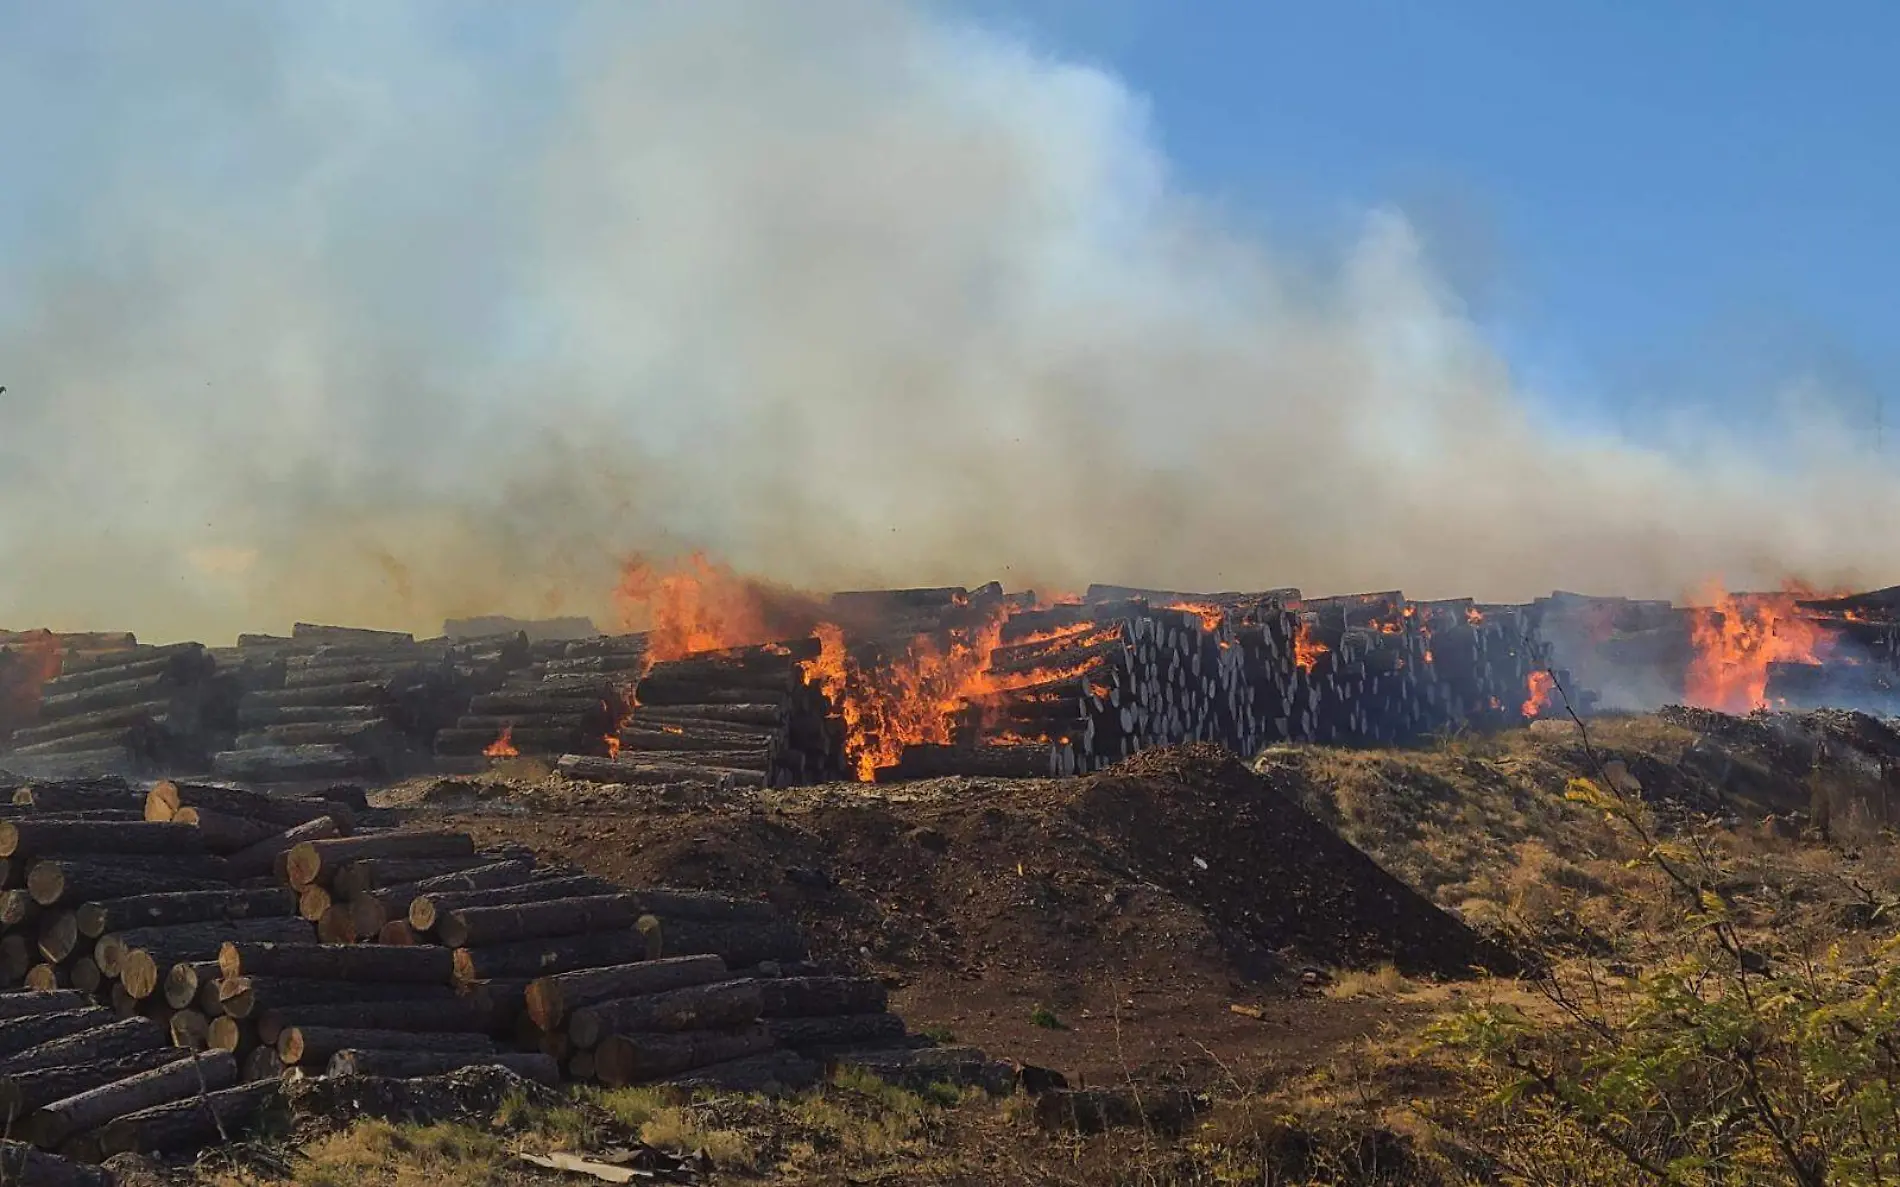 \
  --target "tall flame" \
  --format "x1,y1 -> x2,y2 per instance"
801,614 -> 1009,781
483,726 -> 519,758
613,551 -> 824,668
1683,583 -> 1832,713
1521,670 -> 1556,718
1293,621 -> 1329,672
